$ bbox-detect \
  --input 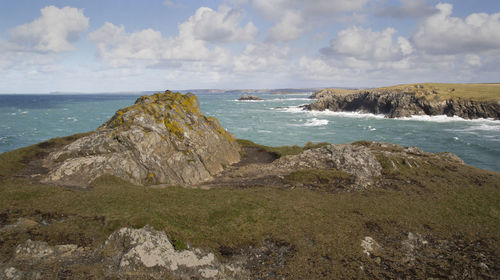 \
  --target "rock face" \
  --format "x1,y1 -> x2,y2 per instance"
42,91 -> 240,187
305,89 -> 500,119
238,94 -> 264,101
